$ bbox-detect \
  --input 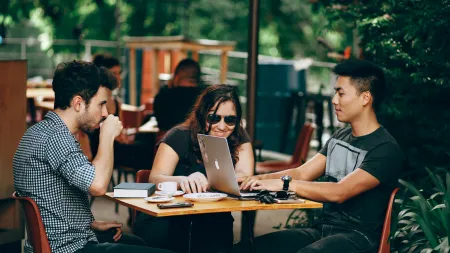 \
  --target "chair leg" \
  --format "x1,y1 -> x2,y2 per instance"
115,168 -> 122,213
